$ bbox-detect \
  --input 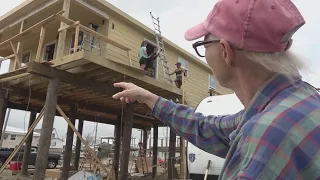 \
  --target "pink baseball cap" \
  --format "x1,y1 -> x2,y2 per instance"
184,0 -> 306,52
